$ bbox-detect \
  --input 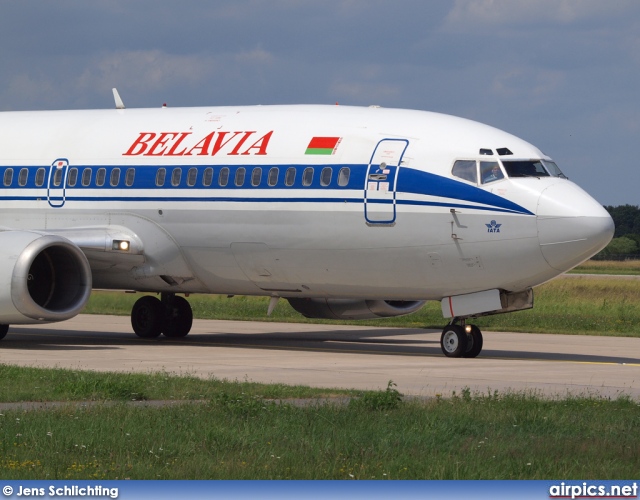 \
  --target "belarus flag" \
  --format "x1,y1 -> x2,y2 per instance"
305,136 -> 341,155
